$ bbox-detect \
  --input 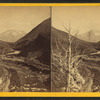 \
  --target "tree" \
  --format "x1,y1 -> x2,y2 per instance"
62,24 -> 85,92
